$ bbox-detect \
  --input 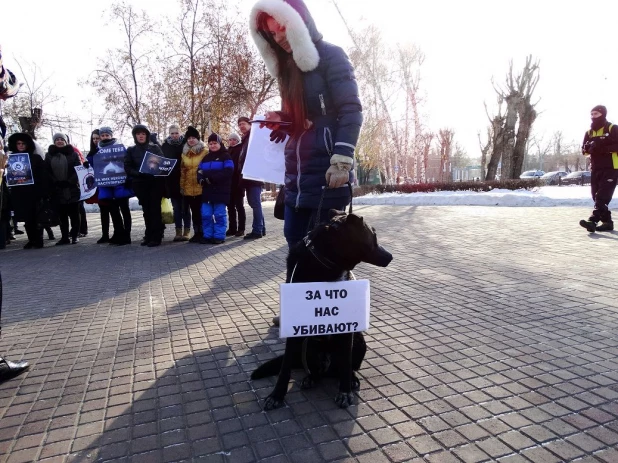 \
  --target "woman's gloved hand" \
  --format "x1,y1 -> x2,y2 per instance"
325,154 -> 352,189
